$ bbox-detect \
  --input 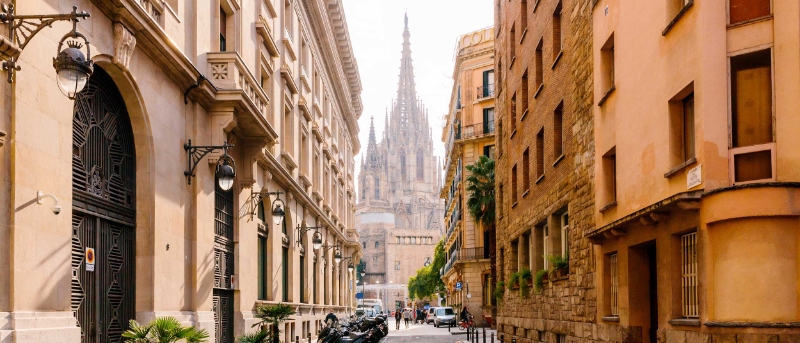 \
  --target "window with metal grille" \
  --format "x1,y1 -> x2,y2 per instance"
282,246 -> 289,302
682,232 -> 699,318
610,253 -> 619,316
